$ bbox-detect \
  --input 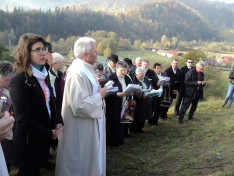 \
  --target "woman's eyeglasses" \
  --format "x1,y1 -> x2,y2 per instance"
30,47 -> 48,55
